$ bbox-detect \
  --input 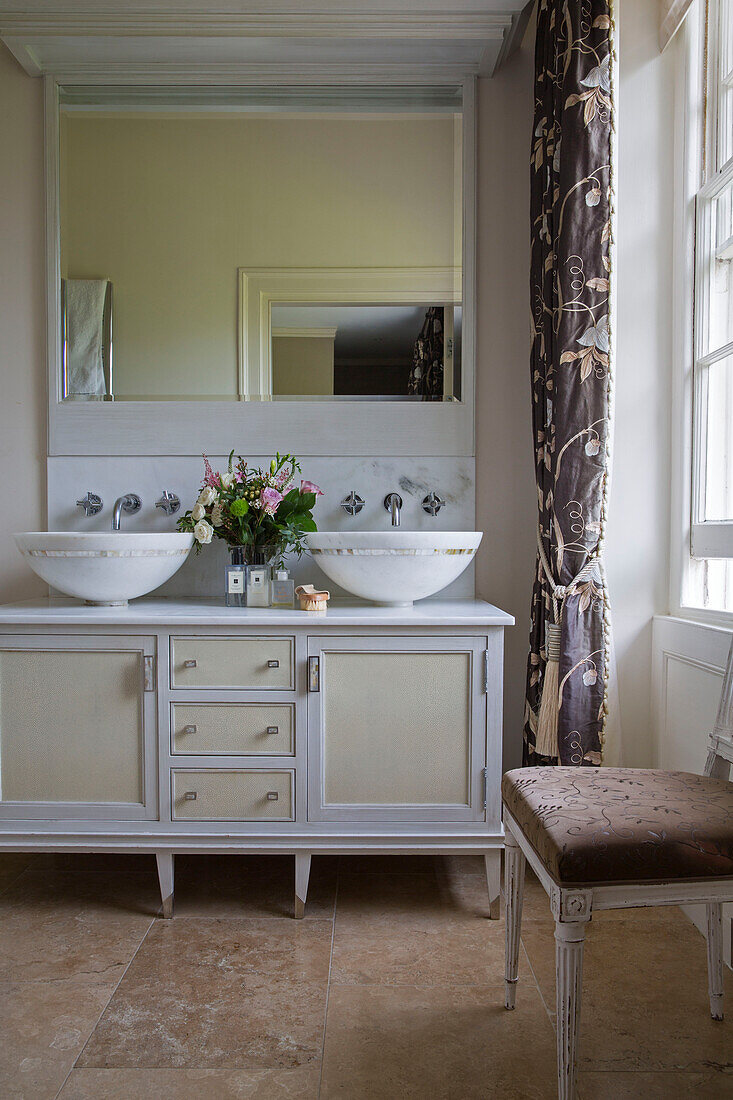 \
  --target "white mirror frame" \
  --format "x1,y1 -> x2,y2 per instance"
45,77 -> 476,457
